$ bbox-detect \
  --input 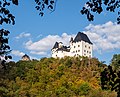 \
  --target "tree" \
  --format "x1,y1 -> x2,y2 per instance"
34,0 -> 120,23
34,0 -> 56,16
110,54 -> 120,71
100,65 -> 120,97
81,0 -> 120,24
0,0 -> 18,69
